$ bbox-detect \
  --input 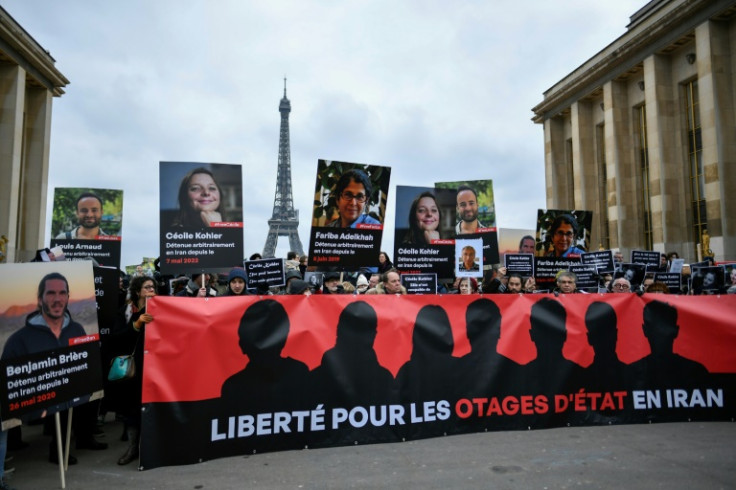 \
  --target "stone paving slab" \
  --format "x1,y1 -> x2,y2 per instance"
5,418 -> 735,489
